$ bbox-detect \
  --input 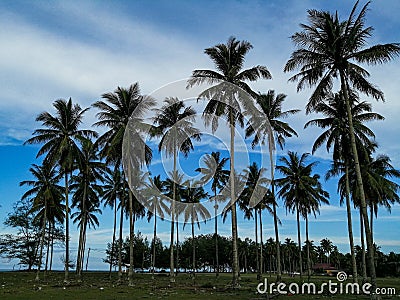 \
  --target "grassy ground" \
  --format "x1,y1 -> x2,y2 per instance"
0,271 -> 399,299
